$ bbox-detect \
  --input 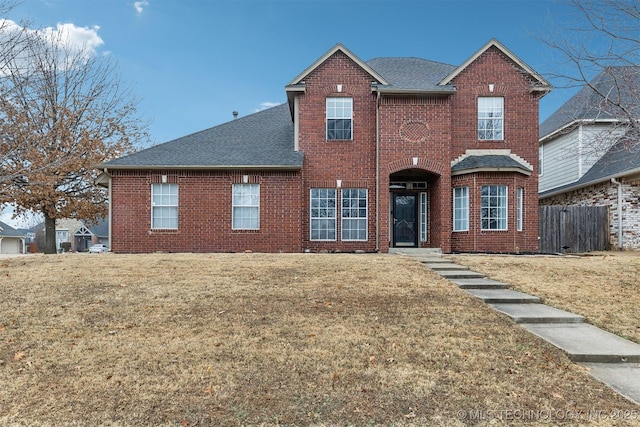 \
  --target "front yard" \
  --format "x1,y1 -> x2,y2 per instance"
1,252 -> 637,426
